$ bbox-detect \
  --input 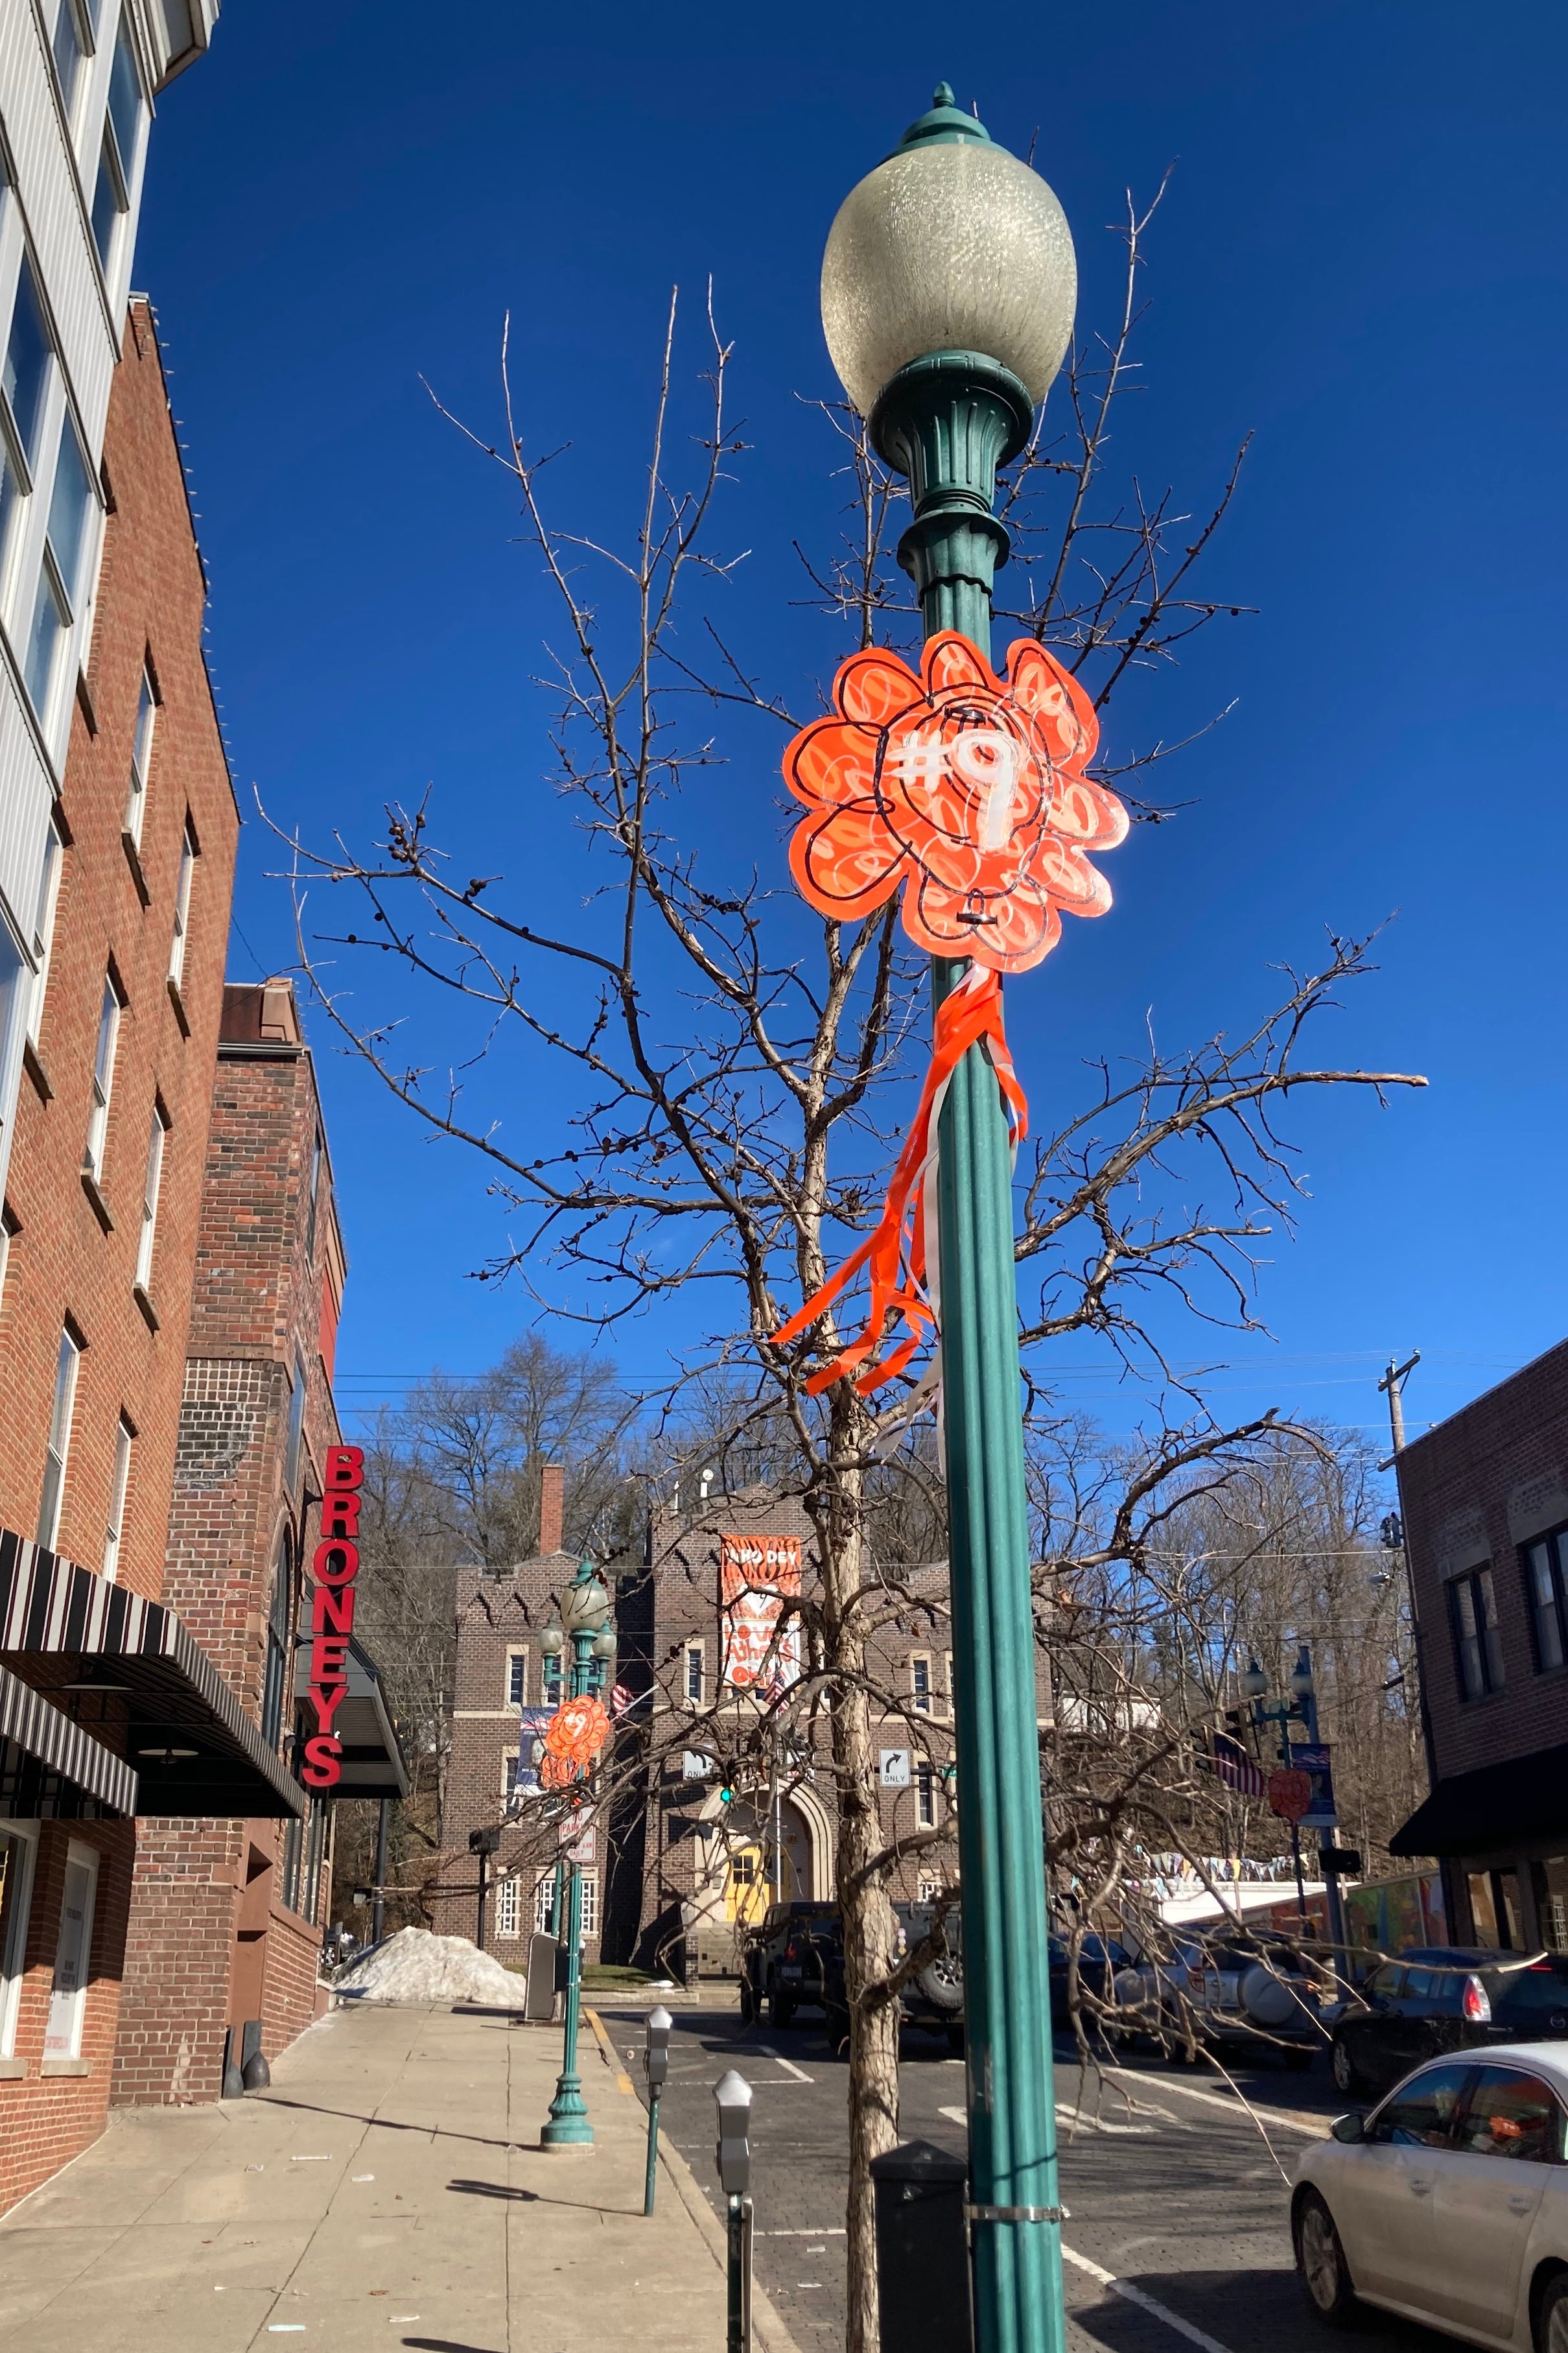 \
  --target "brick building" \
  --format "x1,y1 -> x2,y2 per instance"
0,298 -> 303,2213
1392,1338 -> 1568,1953
431,1474 -> 974,1980
113,975 -> 404,2109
